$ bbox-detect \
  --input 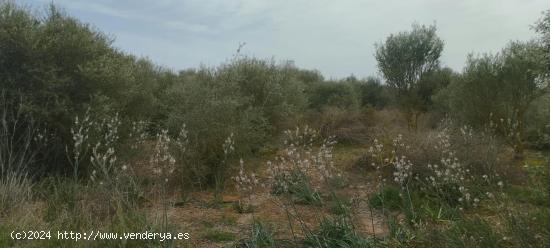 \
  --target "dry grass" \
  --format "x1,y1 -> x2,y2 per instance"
0,172 -> 32,215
